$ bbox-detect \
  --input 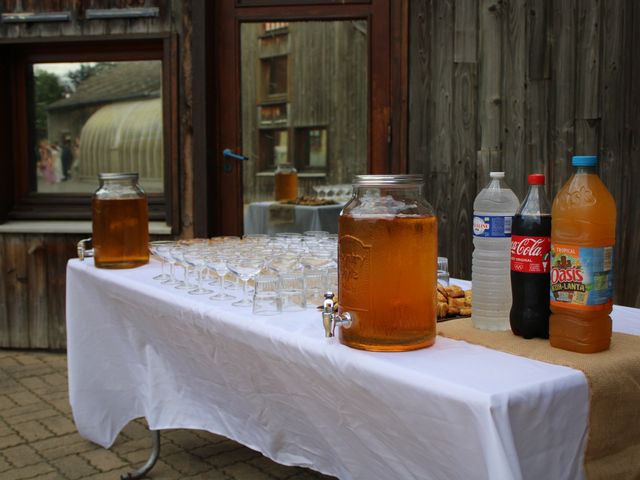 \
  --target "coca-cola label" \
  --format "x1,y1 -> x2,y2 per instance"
549,244 -> 614,310
511,235 -> 550,273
